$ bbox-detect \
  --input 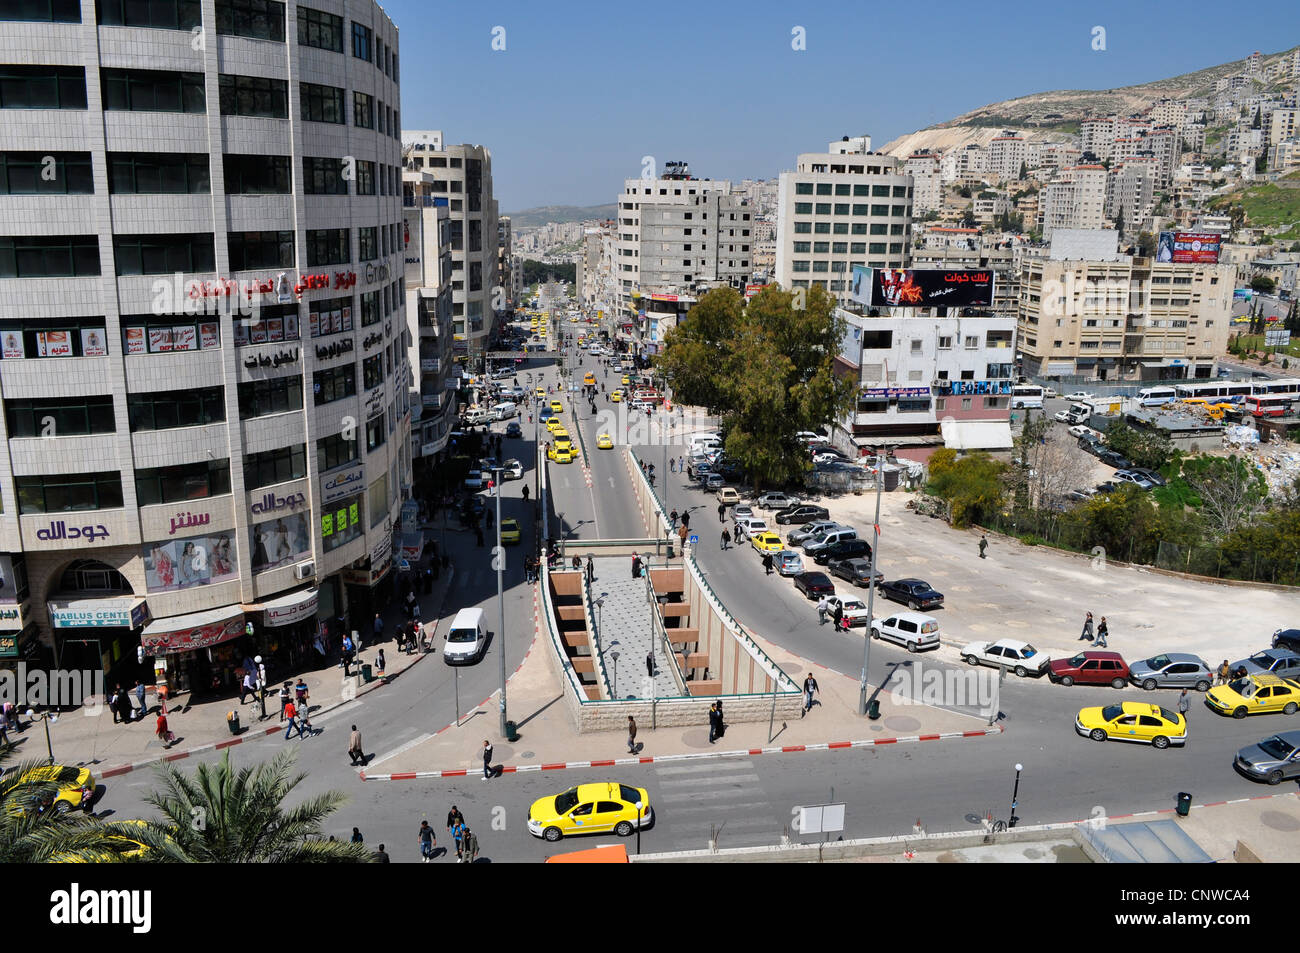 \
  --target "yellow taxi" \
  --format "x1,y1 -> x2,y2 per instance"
1206,674 -> 1300,719
9,764 -> 96,815
528,781 -> 652,842
611,389 -> 624,403
553,434 -> 574,453
548,445 -> 574,464
596,433 -> 614,450
1074,701 -> 1187,748
500,518 -> 521,544
584,373 -> 596,386
535,387 -> 546,400
621,375 -> 631,386
750,531 -> 784,554
545,417 -> 566,434
549,400 -> 563,414
570,316 -> 578,323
